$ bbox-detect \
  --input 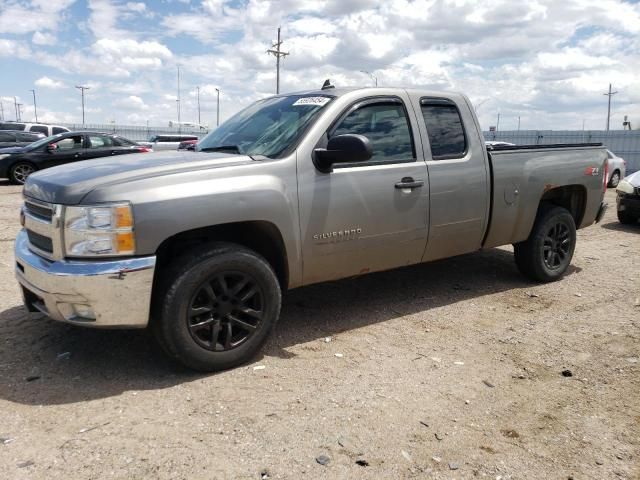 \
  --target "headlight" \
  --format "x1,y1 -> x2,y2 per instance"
616,180 -> 634,195
63,203 -> 135,257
